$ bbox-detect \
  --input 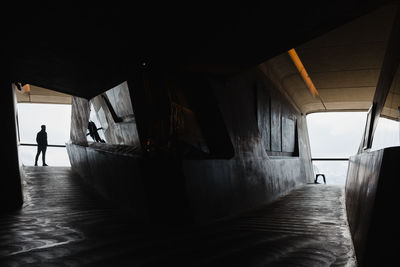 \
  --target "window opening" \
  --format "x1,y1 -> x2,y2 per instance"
307,112 -> 367,185
17,103 -> 72,166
